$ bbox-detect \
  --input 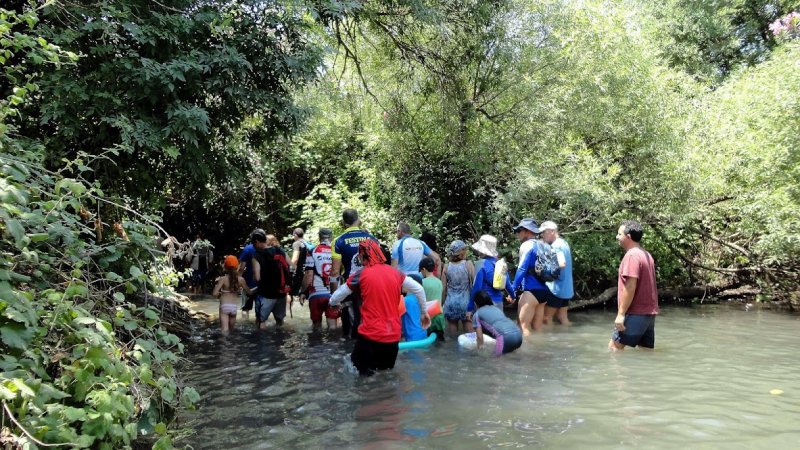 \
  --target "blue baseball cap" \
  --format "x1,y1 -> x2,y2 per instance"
513,218 -> 541,234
